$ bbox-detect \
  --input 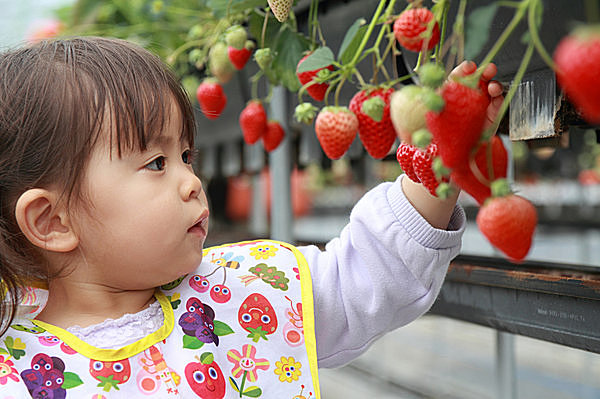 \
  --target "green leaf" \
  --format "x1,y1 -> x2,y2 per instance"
200,352 -> 214,364
214,320 -> 235,336
338,19 -> 367,64
465,3 -> 499,60
183,335 -> 205,350
272,27 -> 311,91
243,386 -> 263,397
0,348 -> 7,355
62,372 -> 84,389
207,0 -> 266,19
296,46 -> 335,73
